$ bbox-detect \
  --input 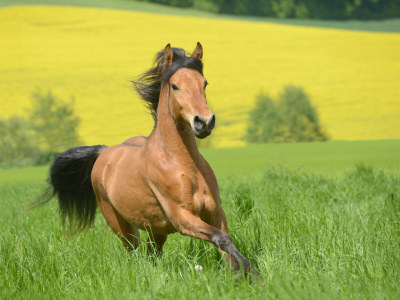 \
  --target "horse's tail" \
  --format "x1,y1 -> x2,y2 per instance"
32,145 -> 108,233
